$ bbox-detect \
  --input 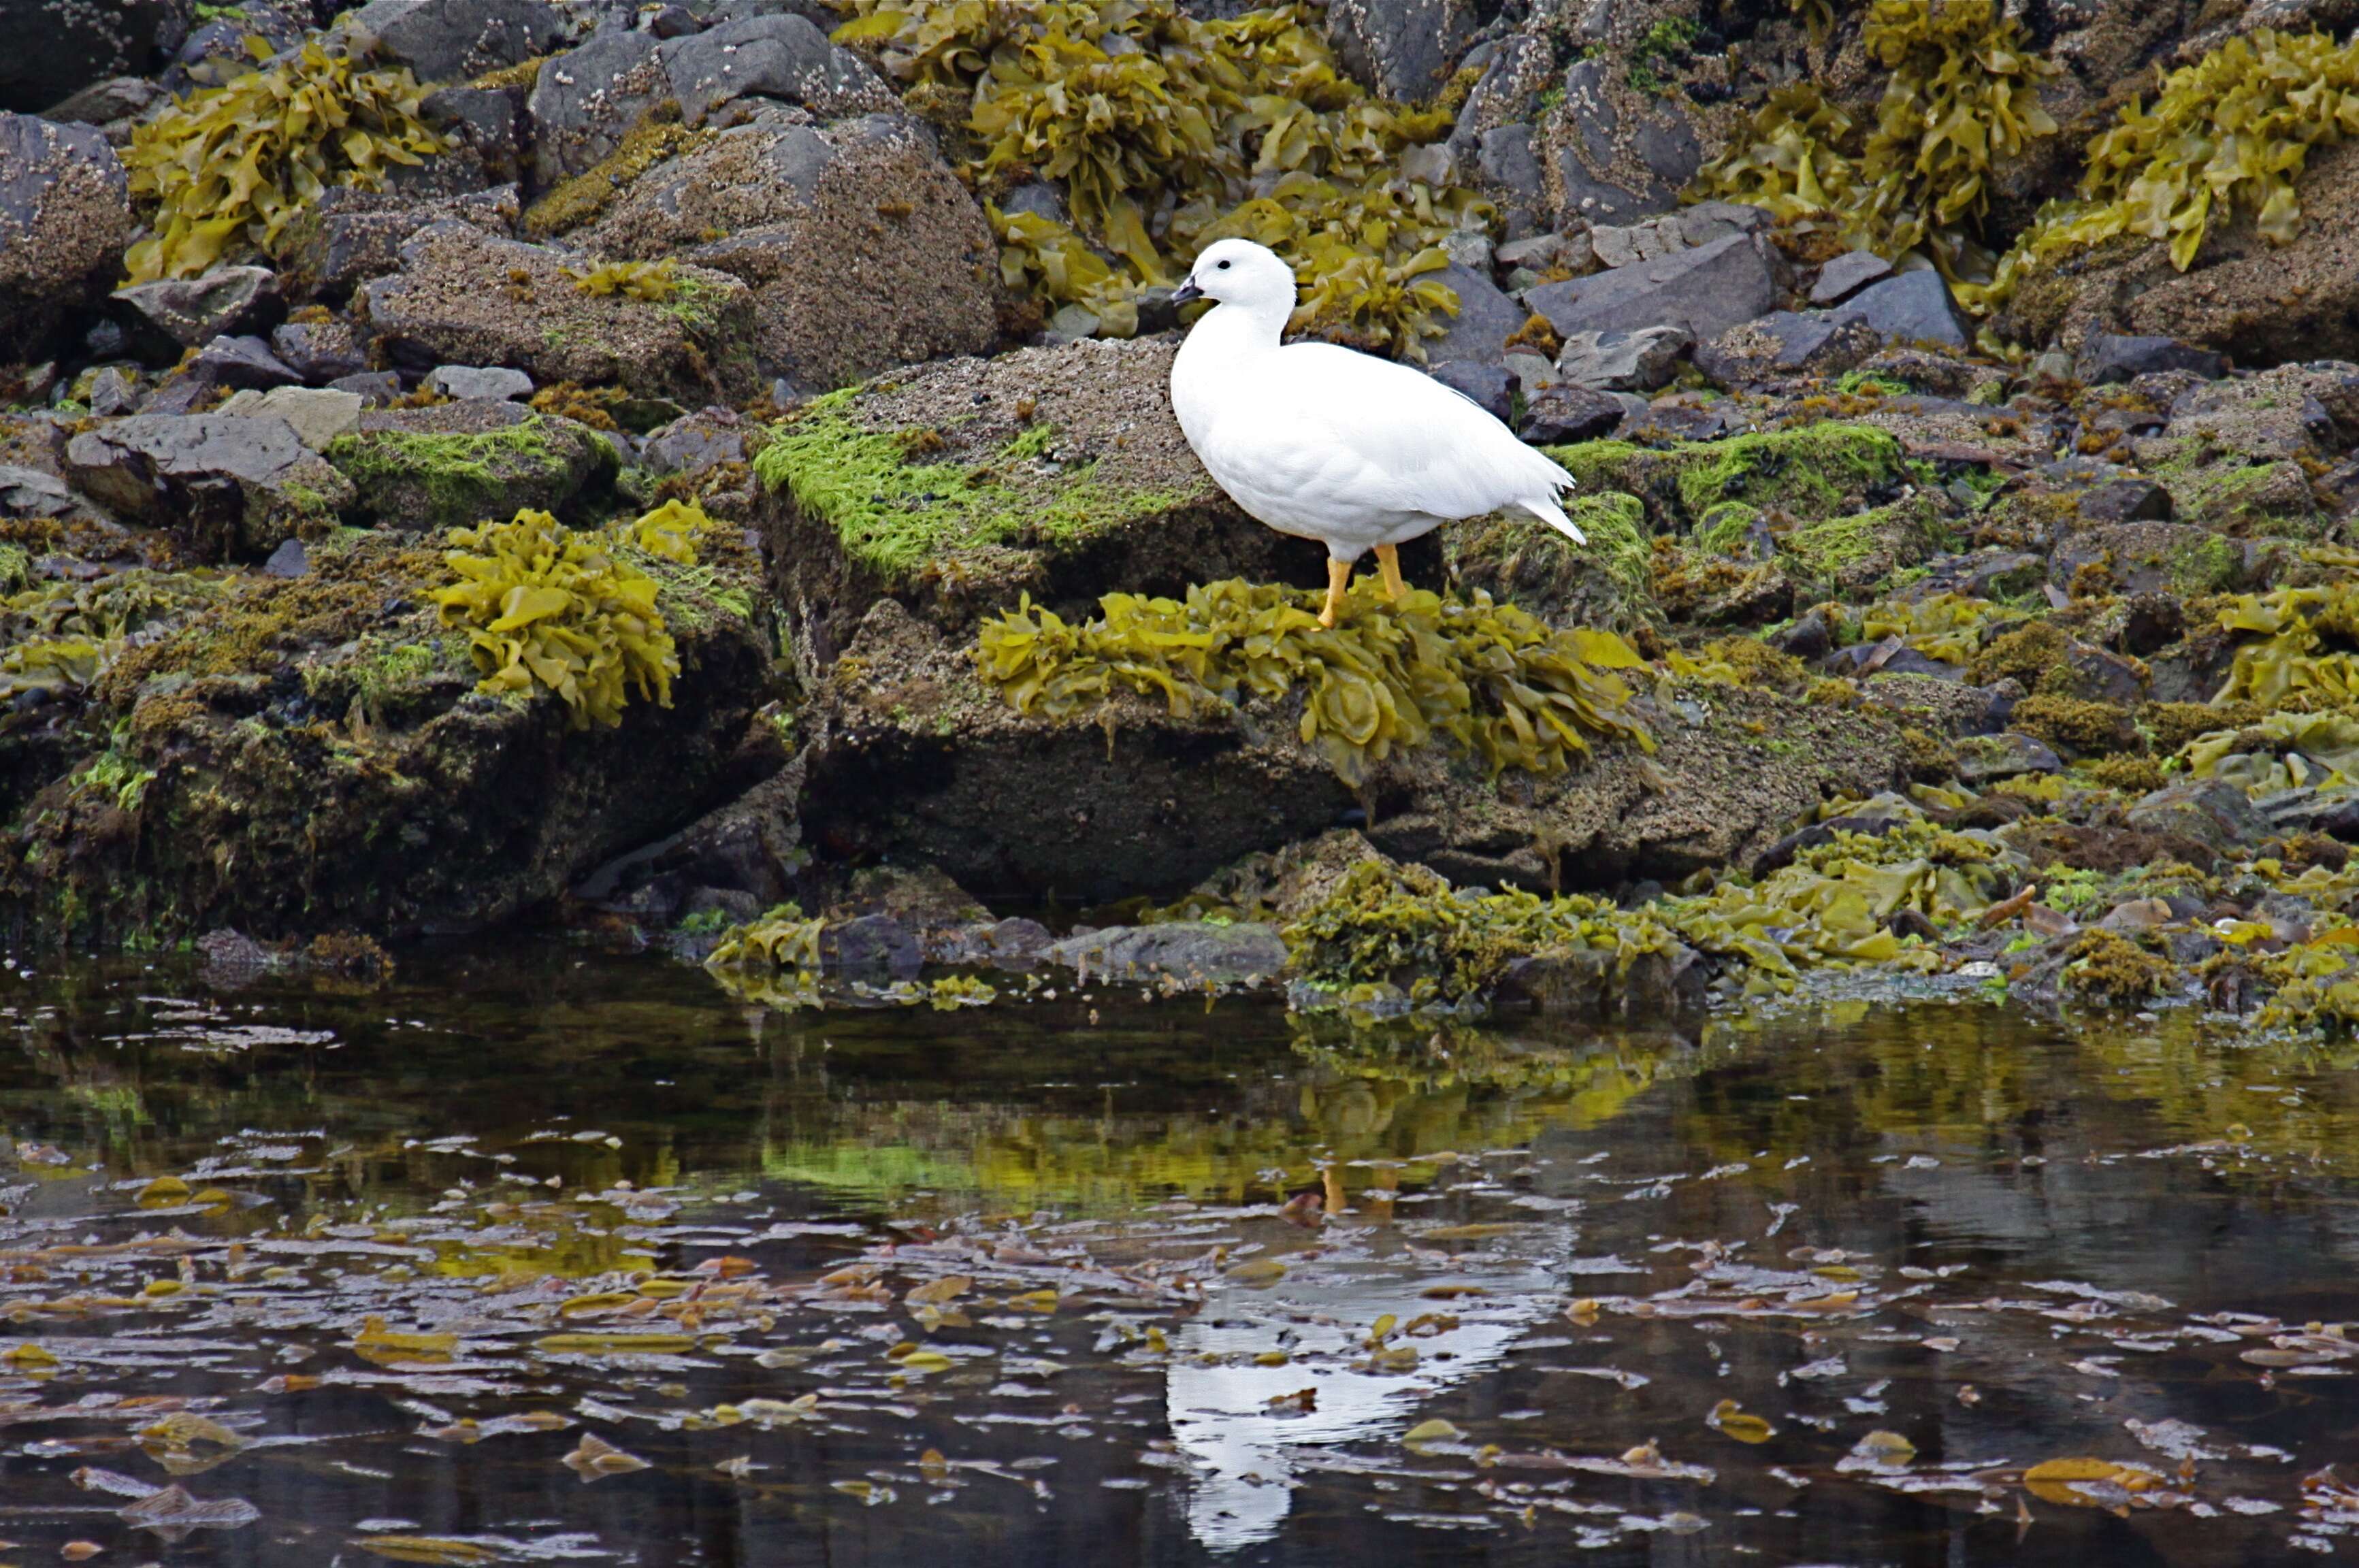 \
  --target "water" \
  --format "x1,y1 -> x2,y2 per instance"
1,944 -> 2357,1565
